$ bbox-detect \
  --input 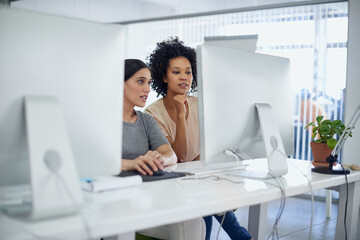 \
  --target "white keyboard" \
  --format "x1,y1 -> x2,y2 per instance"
0,184 -> 31,204
173,161 -> 207,170
0,184 -> 32,216
172,161 -> 248,175
227,170 -> 273,180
